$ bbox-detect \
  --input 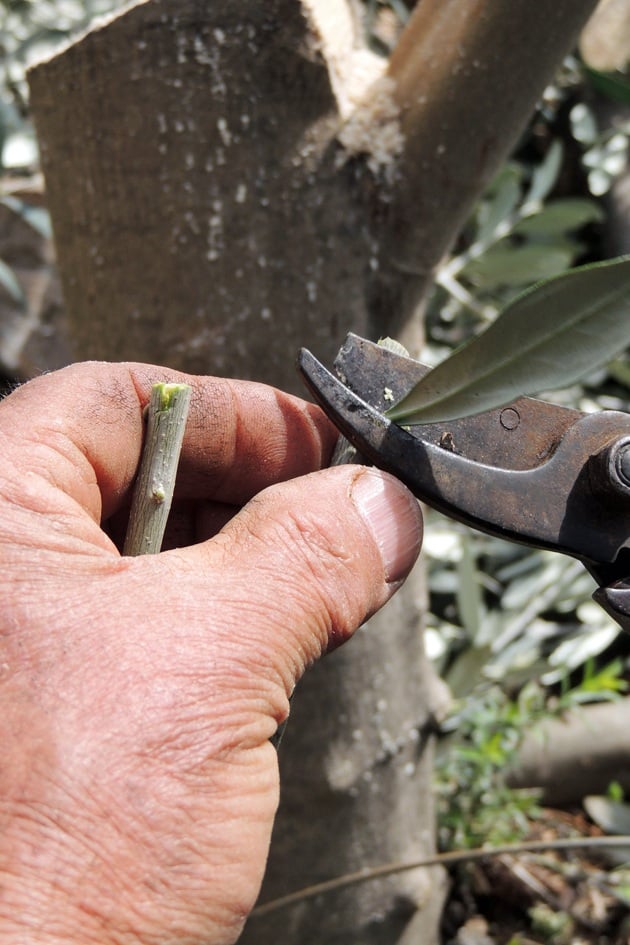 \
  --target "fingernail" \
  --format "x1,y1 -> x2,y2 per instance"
352,470 -> 423,583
